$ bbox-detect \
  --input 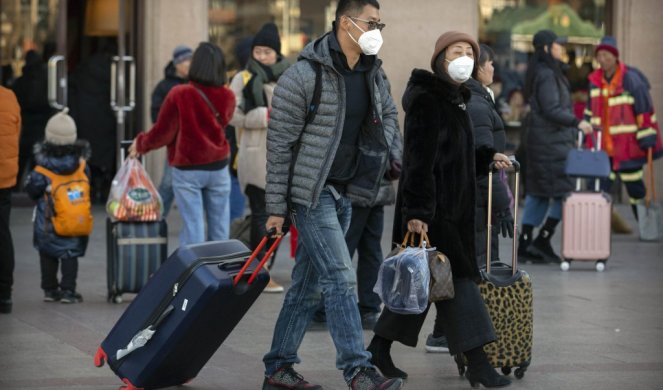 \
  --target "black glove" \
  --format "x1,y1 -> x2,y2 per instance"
495,209 -> 514,238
